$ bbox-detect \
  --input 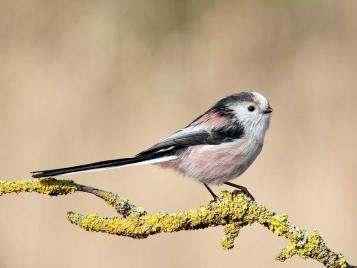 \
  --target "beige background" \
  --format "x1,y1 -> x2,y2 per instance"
0,1 -> 356,267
